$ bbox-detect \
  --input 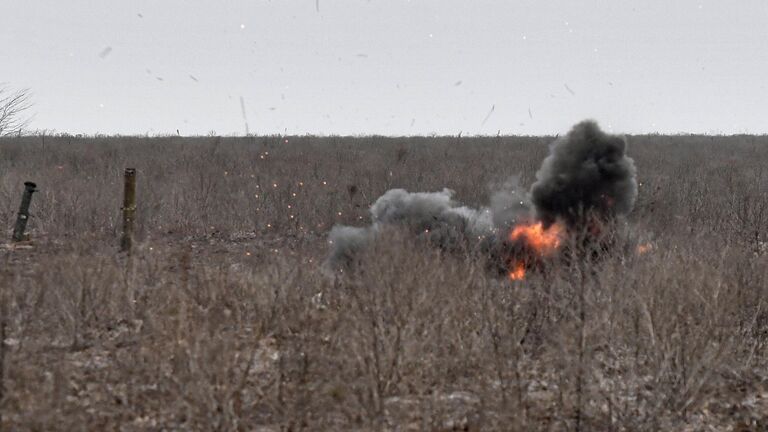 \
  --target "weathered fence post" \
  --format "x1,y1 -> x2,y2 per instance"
120,168 -> 137,253
12,182 -> 37,242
